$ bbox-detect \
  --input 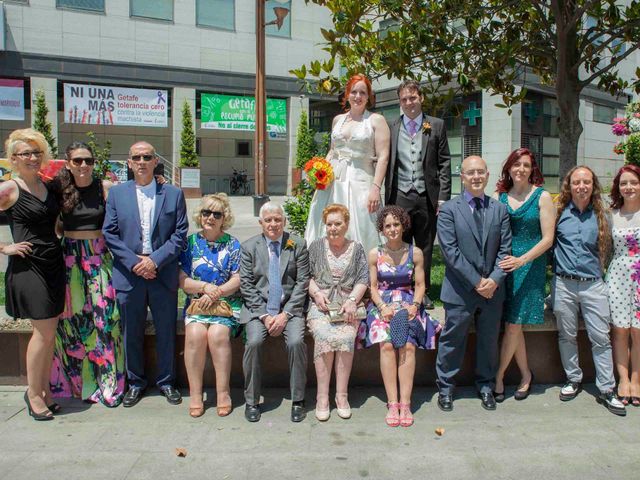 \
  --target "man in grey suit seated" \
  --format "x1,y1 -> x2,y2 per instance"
240,202 -> 310,423
435,156 -> 512,411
